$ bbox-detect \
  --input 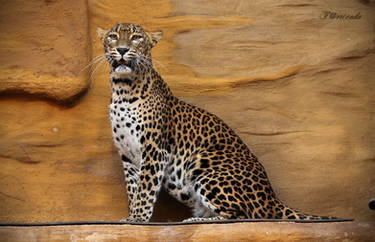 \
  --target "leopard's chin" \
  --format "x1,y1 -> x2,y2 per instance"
111,70 -> 135,80
115,64 -> 132,73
